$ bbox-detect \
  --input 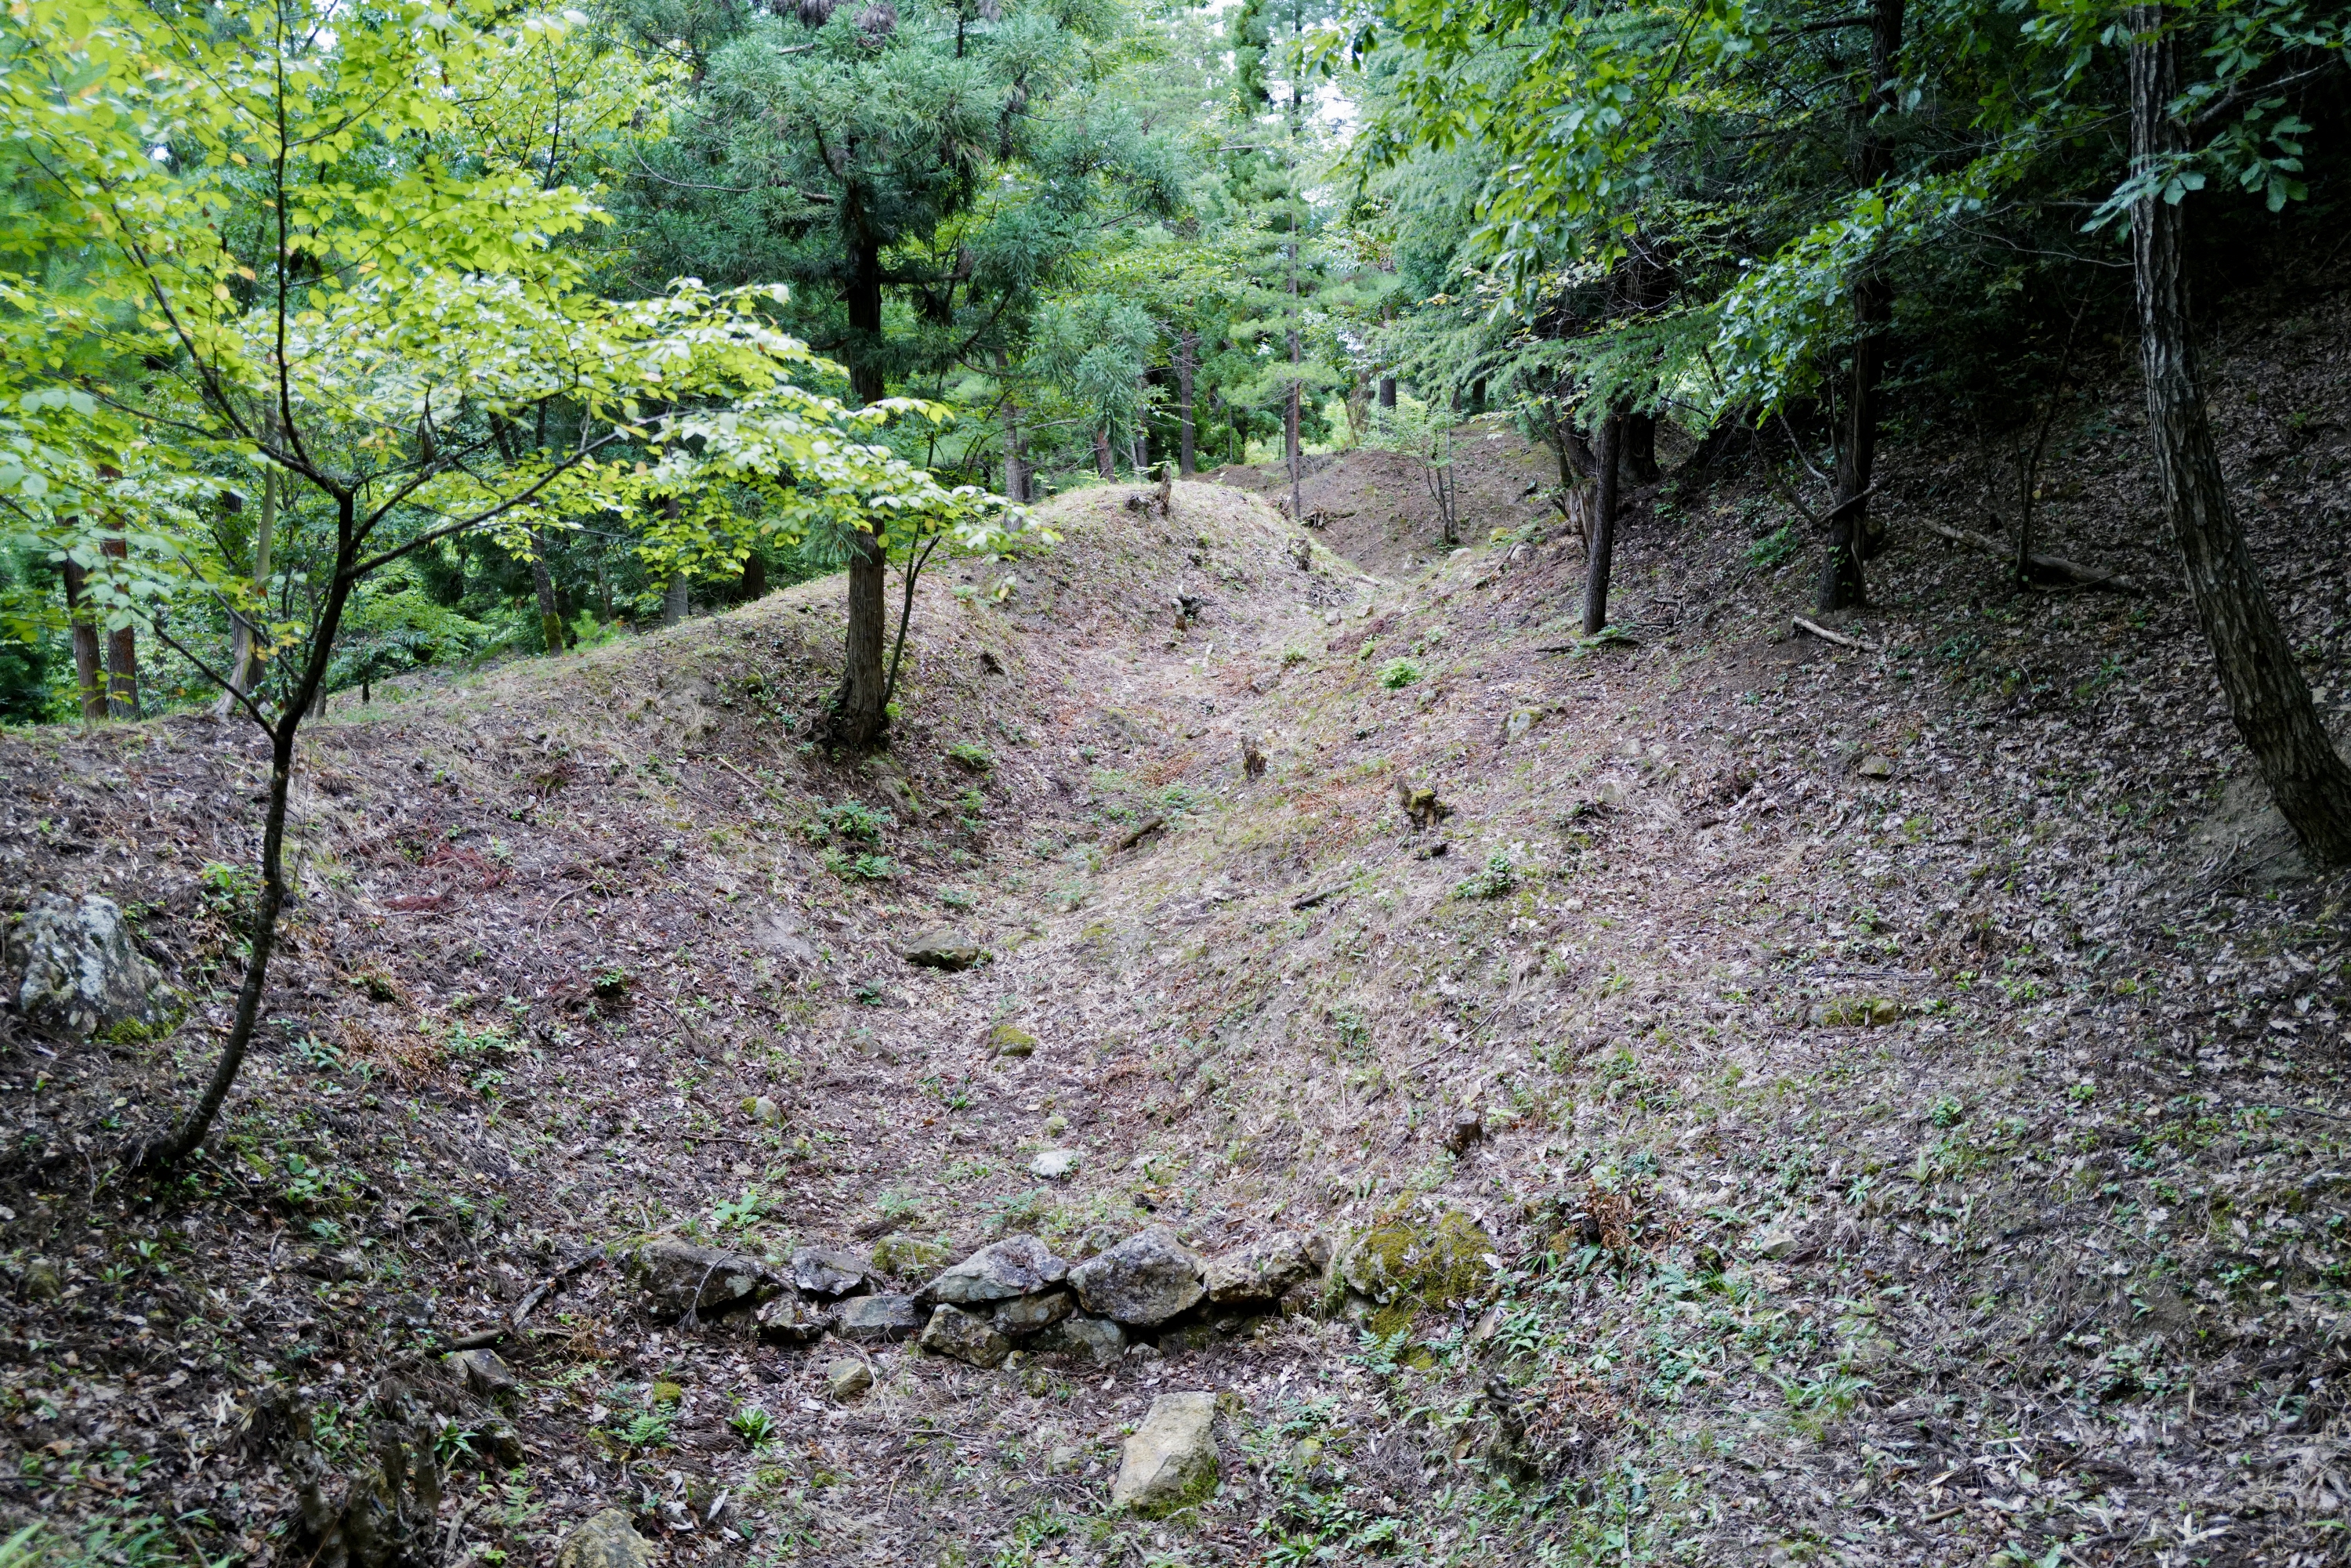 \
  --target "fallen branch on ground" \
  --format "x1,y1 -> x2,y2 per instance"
1791,616 -> 1882,654
1922,519 -> 2140,593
